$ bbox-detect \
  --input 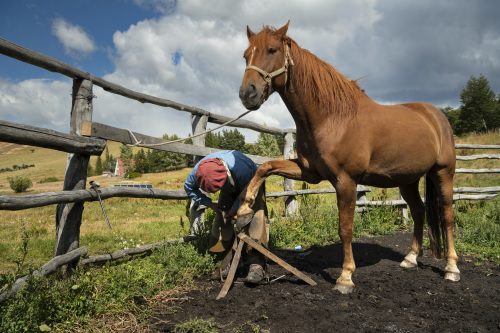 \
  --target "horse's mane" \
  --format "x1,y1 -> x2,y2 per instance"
287,38 -> 362,120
